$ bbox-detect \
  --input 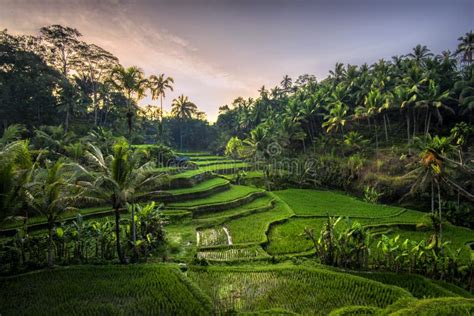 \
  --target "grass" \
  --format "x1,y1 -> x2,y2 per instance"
274,189 -> 413,218
382,297 -> 474,315
351,271 -> 463,299
165,222 -> 198,261
195,195 -> 274,220
169,169 -> 208,179
266,216 -> 472,262
201,162 -> 249,173
0,264 -> 212,315
189,156 -> 230,161
226,198 -> 294,245
0,205 -> 111,230
188,263 -> 412,315
193,159 -> 240,166
167,185 -> 262,208
165,177 -> 229,195
385,223 -> 474,262
197,245 -> 270,261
